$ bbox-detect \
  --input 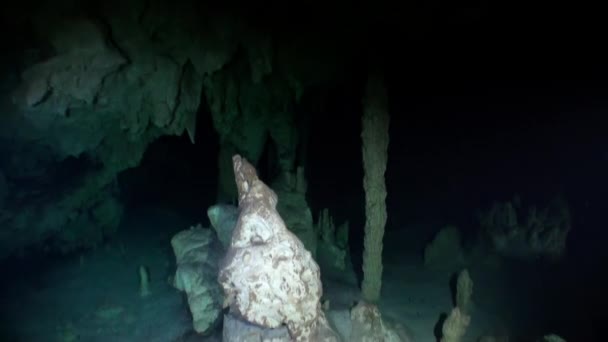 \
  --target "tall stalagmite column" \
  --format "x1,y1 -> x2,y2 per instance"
360,70 -> 390,304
